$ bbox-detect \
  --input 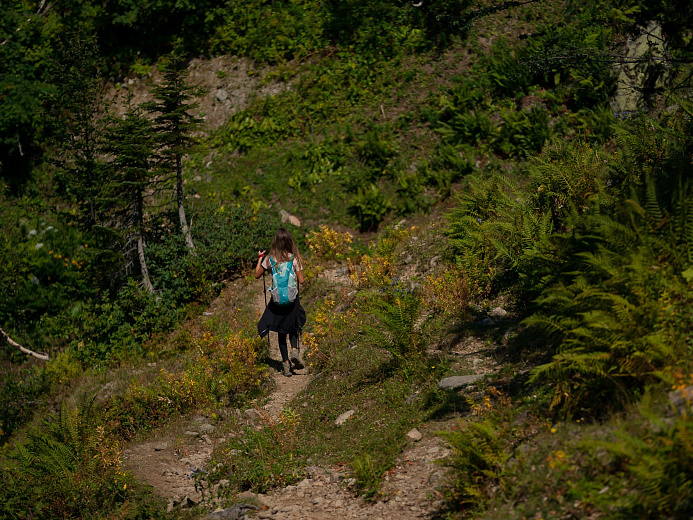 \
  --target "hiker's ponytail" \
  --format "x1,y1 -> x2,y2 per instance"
269,228 -> 303,269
